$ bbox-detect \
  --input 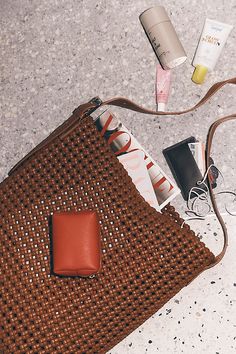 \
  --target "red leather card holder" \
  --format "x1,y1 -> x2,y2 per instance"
52,211 -> 101,277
